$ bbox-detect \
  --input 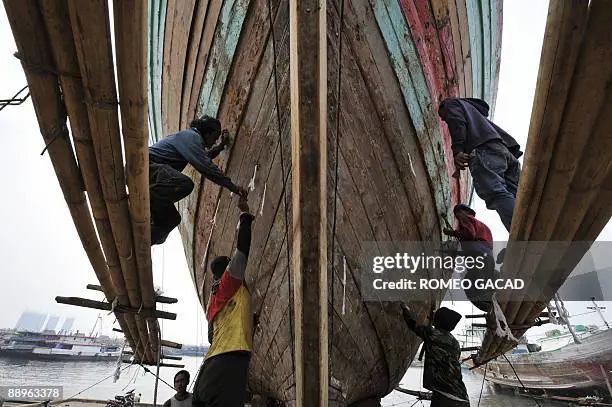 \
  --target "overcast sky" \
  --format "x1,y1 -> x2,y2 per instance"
0,0 -> 611,348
